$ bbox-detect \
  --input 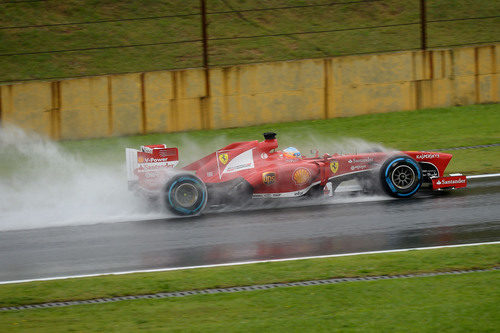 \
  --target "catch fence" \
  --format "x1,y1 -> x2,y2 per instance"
0,0 -> 498,83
